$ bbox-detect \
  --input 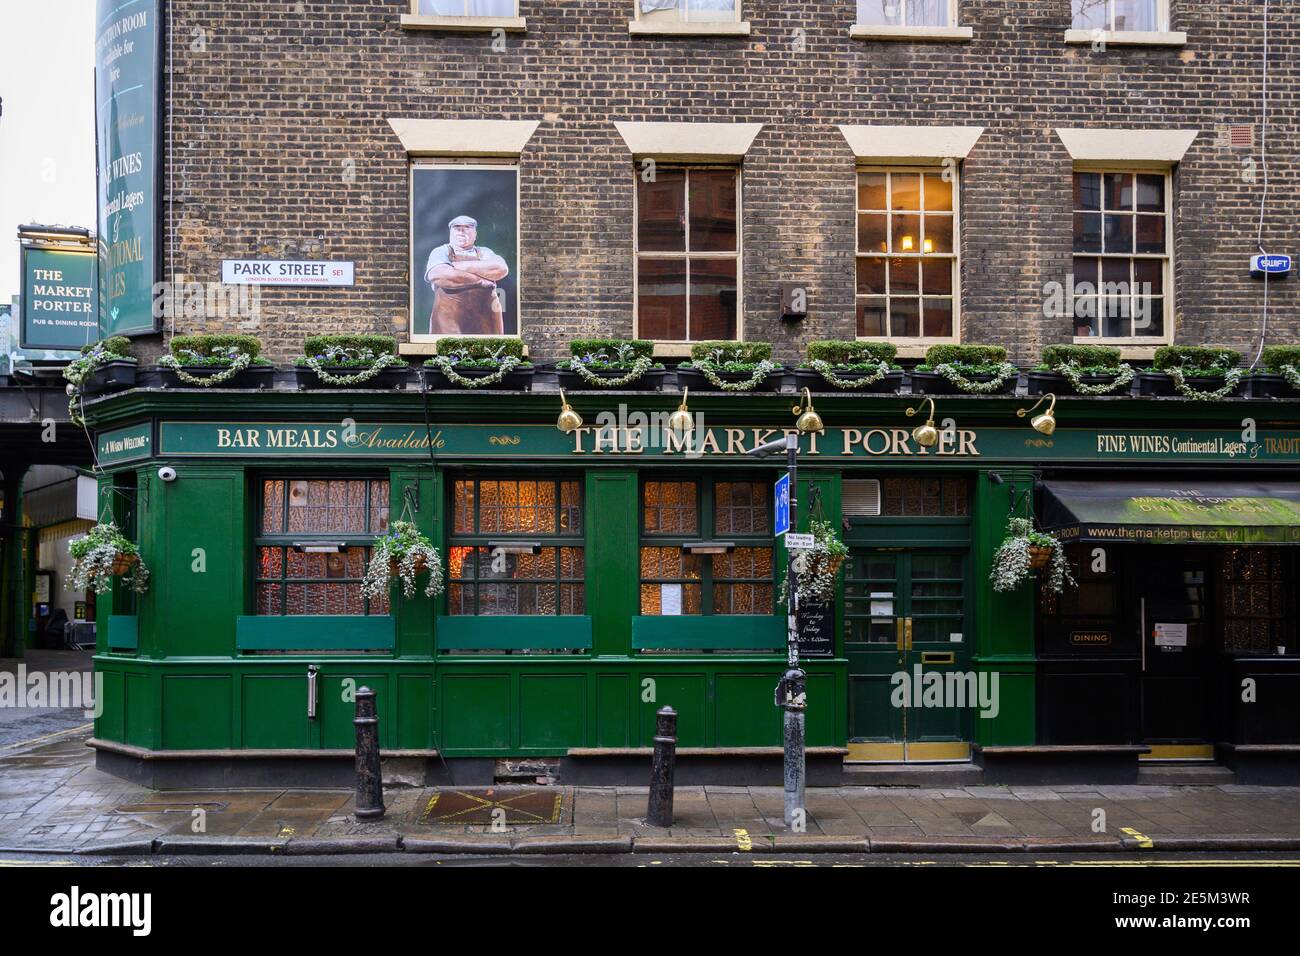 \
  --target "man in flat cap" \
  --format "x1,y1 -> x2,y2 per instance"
424,215 -> 509,335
